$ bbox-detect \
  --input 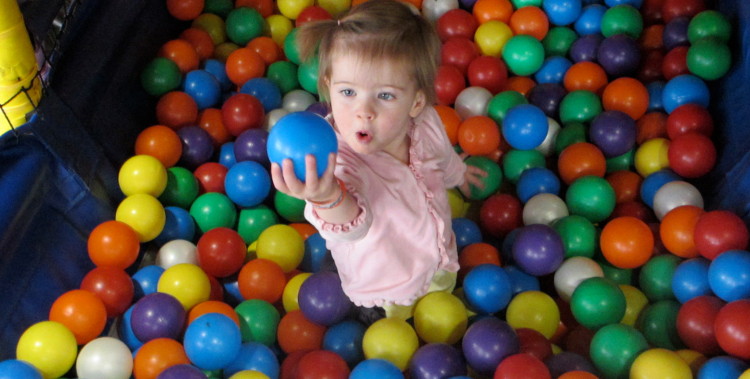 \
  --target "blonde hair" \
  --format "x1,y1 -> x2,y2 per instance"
295,0 -> 441,104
